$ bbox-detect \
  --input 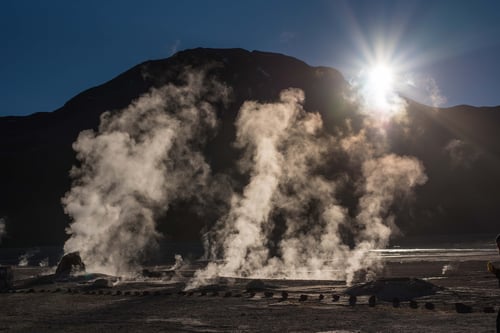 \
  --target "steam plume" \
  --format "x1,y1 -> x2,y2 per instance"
189,87 -> 427,288
63,71 -> 228,276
